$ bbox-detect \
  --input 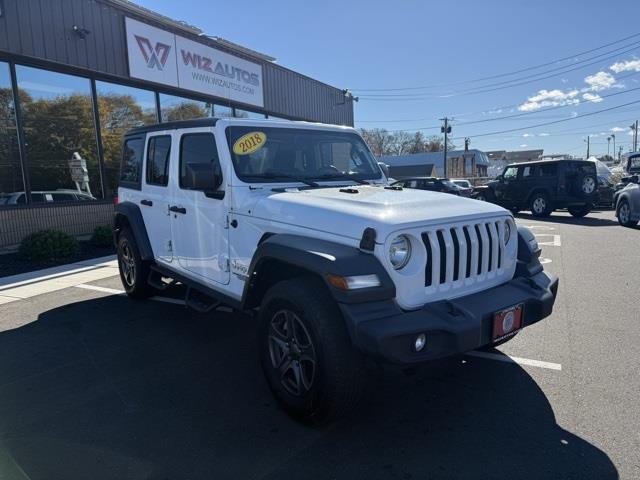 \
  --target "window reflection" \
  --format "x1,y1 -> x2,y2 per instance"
0,62 -> 24,205
96,81 -> 157,197
213,104 -> 234,118
234,108 -> 266,119
160,93 -> 210,121
16,65 -> 101,201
